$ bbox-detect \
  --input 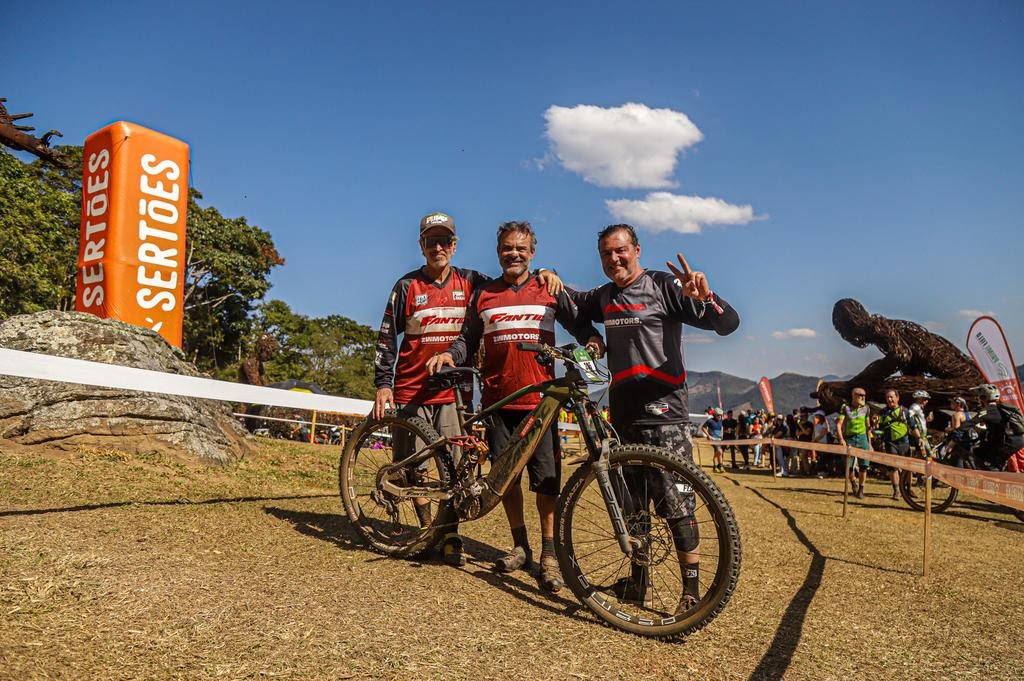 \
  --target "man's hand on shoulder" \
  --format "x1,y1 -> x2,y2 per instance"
537,269 -> 564,296
425,352 -> 456,376
373,387 -> 393,420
